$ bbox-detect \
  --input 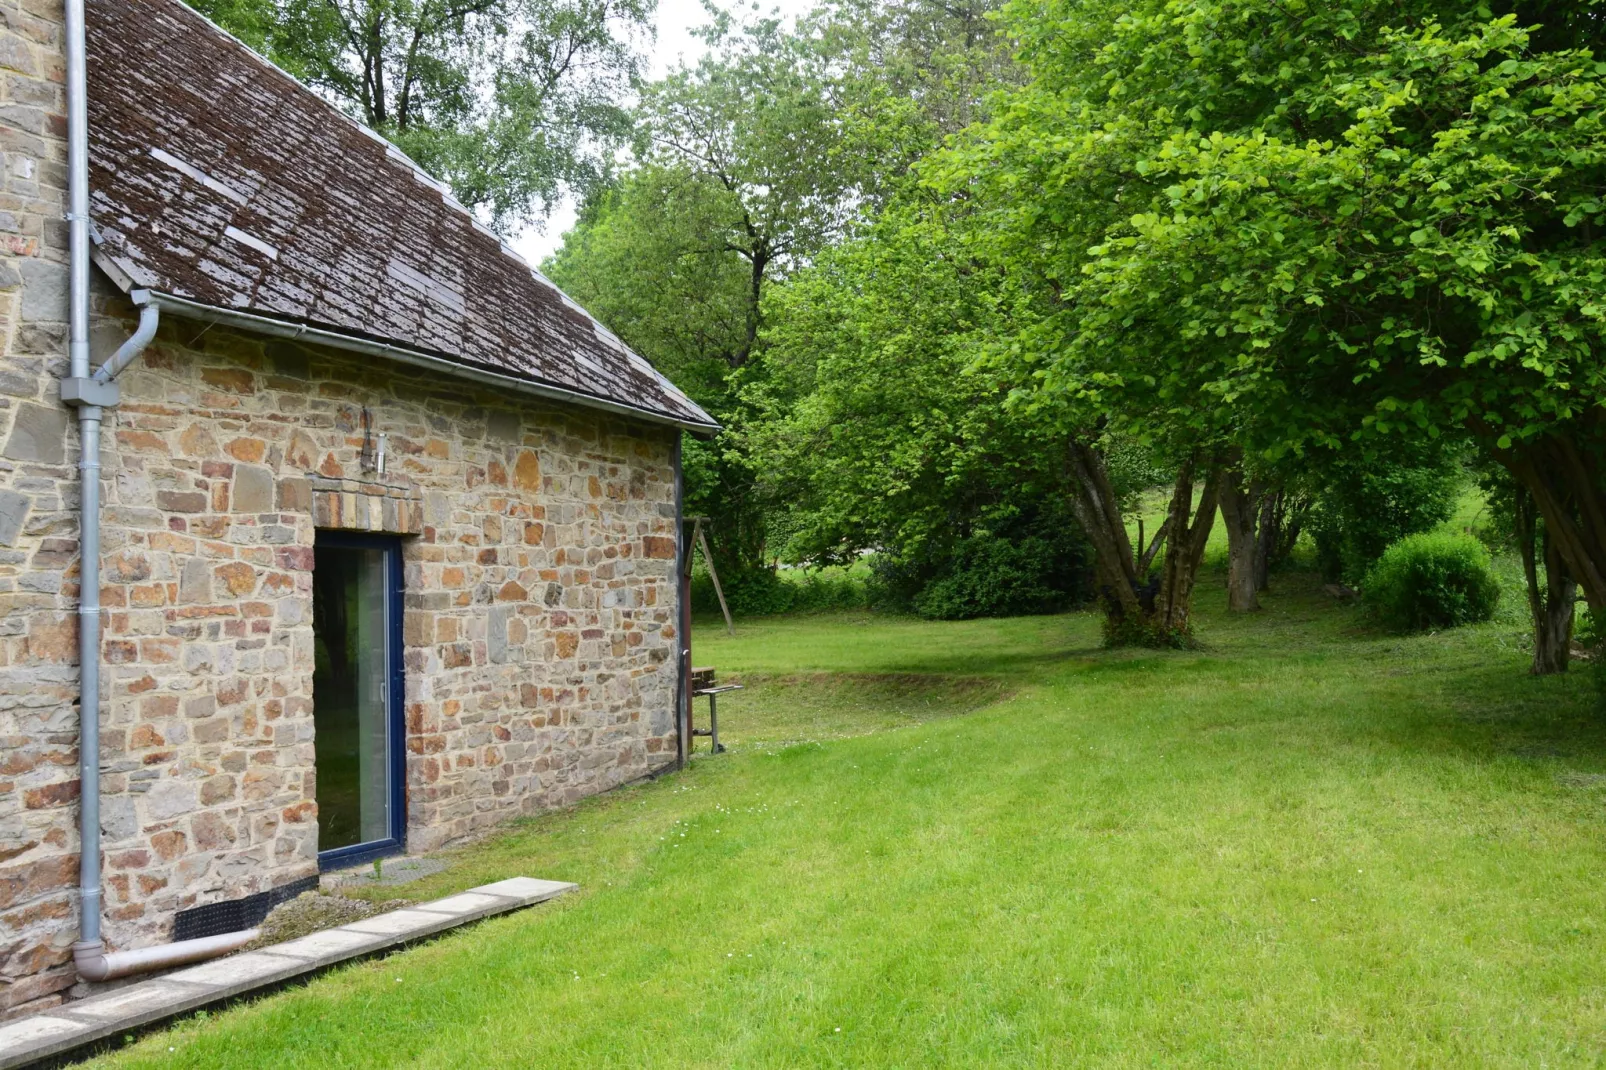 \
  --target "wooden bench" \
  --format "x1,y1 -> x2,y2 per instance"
690,666 -> 742,754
